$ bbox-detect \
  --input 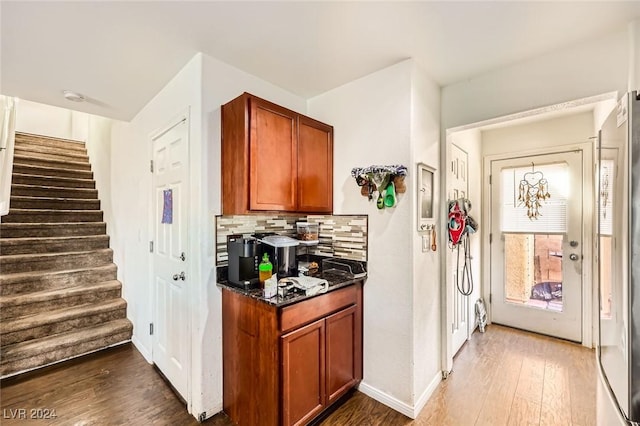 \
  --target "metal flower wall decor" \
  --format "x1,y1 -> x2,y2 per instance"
518,163 -> 551,220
